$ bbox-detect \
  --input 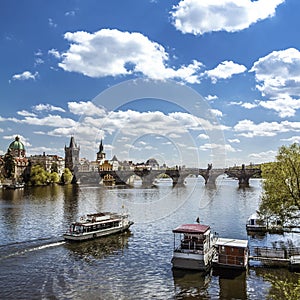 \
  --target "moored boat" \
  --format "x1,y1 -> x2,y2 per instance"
171,223 -> 215,271
213,238 -> 249,269
246,213 -> 267,232
4,182 -> 25,189
63,212 -> 134,241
